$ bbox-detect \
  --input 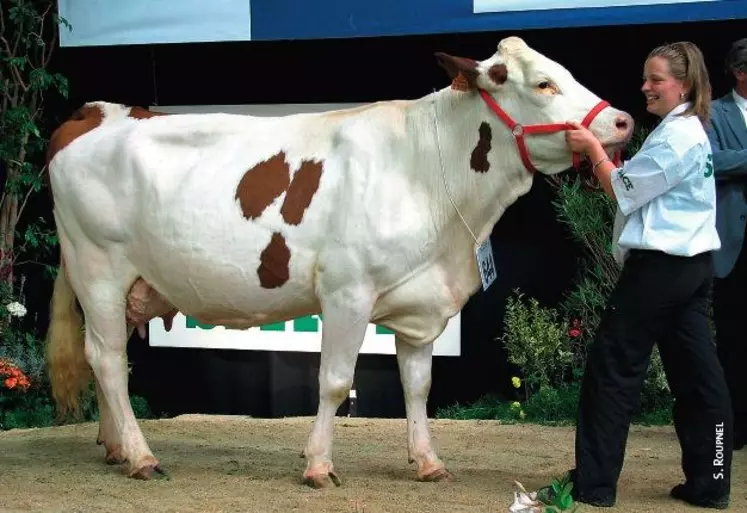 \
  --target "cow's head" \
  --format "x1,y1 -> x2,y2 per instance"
436,36 -> 634,175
